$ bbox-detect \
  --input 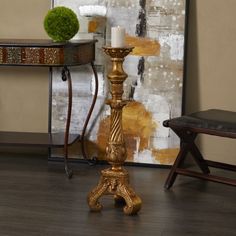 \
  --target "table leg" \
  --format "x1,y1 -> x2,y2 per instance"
61,66 -> 73,178
80,62 -> 99,165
